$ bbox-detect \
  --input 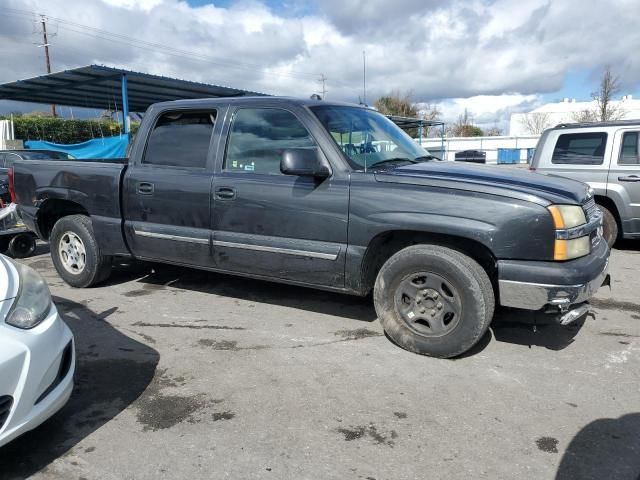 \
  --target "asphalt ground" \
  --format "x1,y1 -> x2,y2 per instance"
0,242 -> 639,480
